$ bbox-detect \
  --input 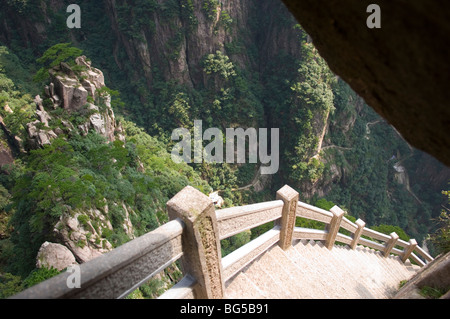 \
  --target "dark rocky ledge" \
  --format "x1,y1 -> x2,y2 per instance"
282,0 -> 450,167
